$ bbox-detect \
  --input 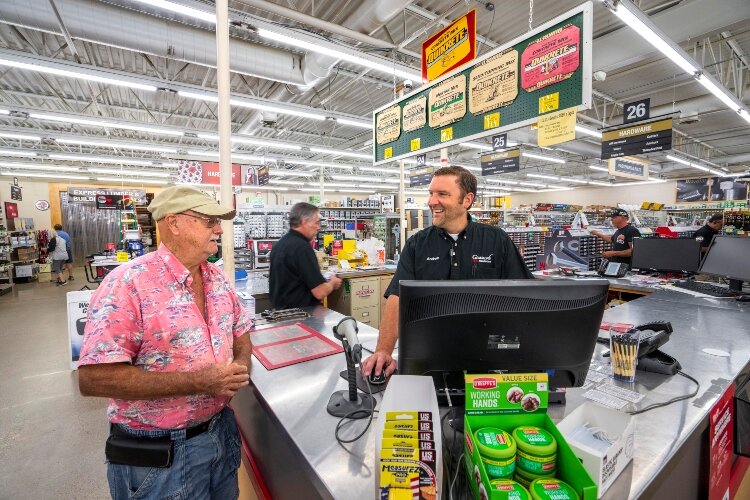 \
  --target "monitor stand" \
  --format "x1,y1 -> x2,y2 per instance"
548,388 -> 566,405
